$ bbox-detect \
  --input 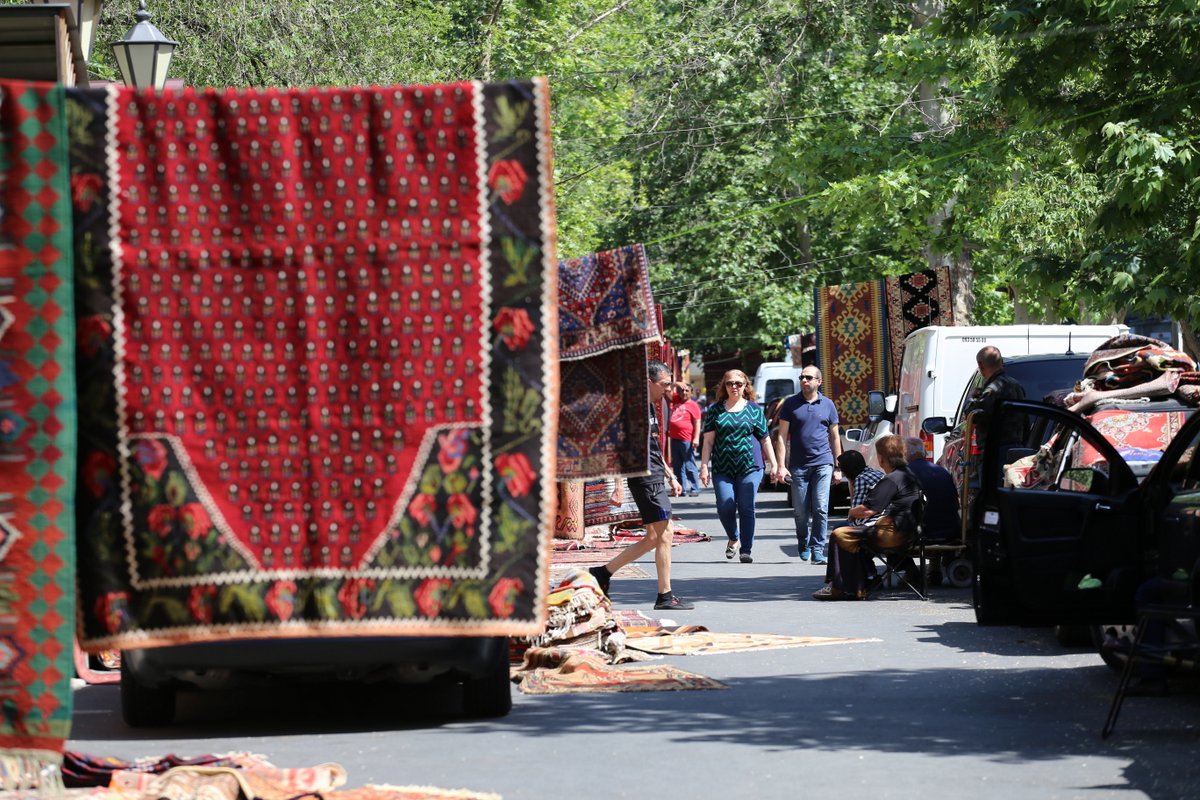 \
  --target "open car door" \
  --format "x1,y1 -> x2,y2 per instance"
972,400 -> 1143,626
1142,410 -> 1200,582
